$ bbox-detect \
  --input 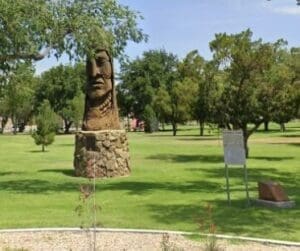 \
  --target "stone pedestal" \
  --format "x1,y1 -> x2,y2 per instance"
74,130 -> 130,178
